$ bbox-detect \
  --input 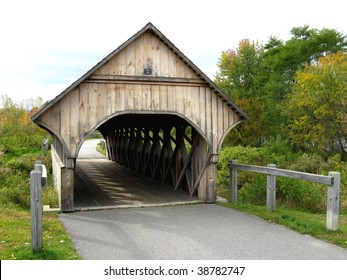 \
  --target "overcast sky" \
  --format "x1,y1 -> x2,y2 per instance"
1,0 -> 346,105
